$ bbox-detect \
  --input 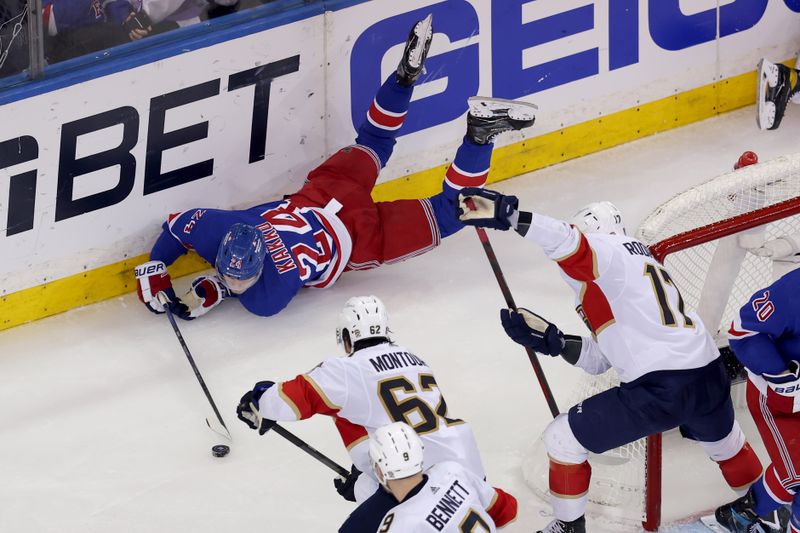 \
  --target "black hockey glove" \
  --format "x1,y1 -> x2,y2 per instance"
457,187 -> 519,231
334,465 -> 362,502
236,381 -> 277,435
500,308 -> 565,356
